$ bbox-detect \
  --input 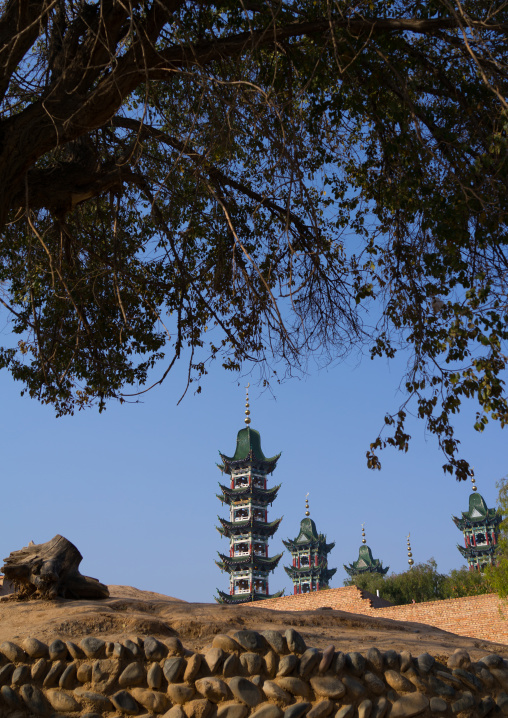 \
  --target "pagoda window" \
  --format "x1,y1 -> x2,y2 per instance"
235,476 -> 249,488
253,543 -> 265,555
253,476 -> 264,488
476,532 -> 487,545
301,555 -> 310,566
253,509 -> 265,521
234,508 -> 249,521
235,542 -> 249,556
254,579 -> 266,592
235,579 -> 250,594
302,583 -> 311,593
